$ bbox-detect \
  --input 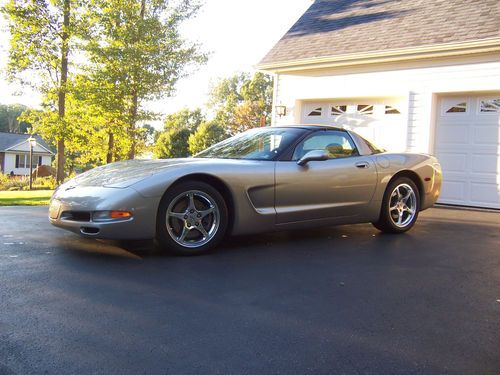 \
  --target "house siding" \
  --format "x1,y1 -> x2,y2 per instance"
4,152 -> 52,176
271,56 -> 500,153
0,152 -> 4,173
